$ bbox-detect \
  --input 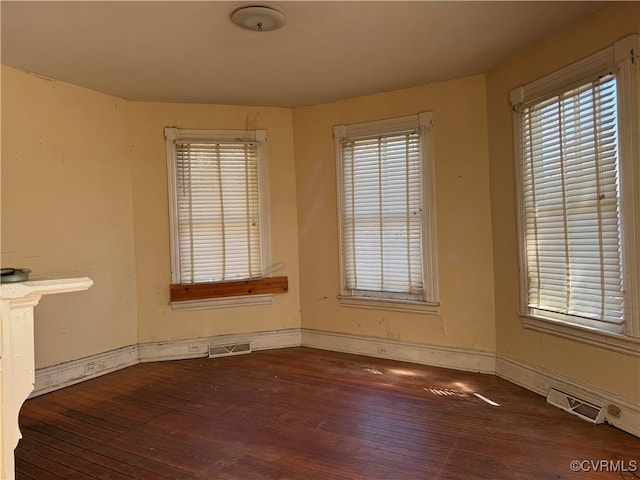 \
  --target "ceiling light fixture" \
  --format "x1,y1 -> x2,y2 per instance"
230,4 -> 286,32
